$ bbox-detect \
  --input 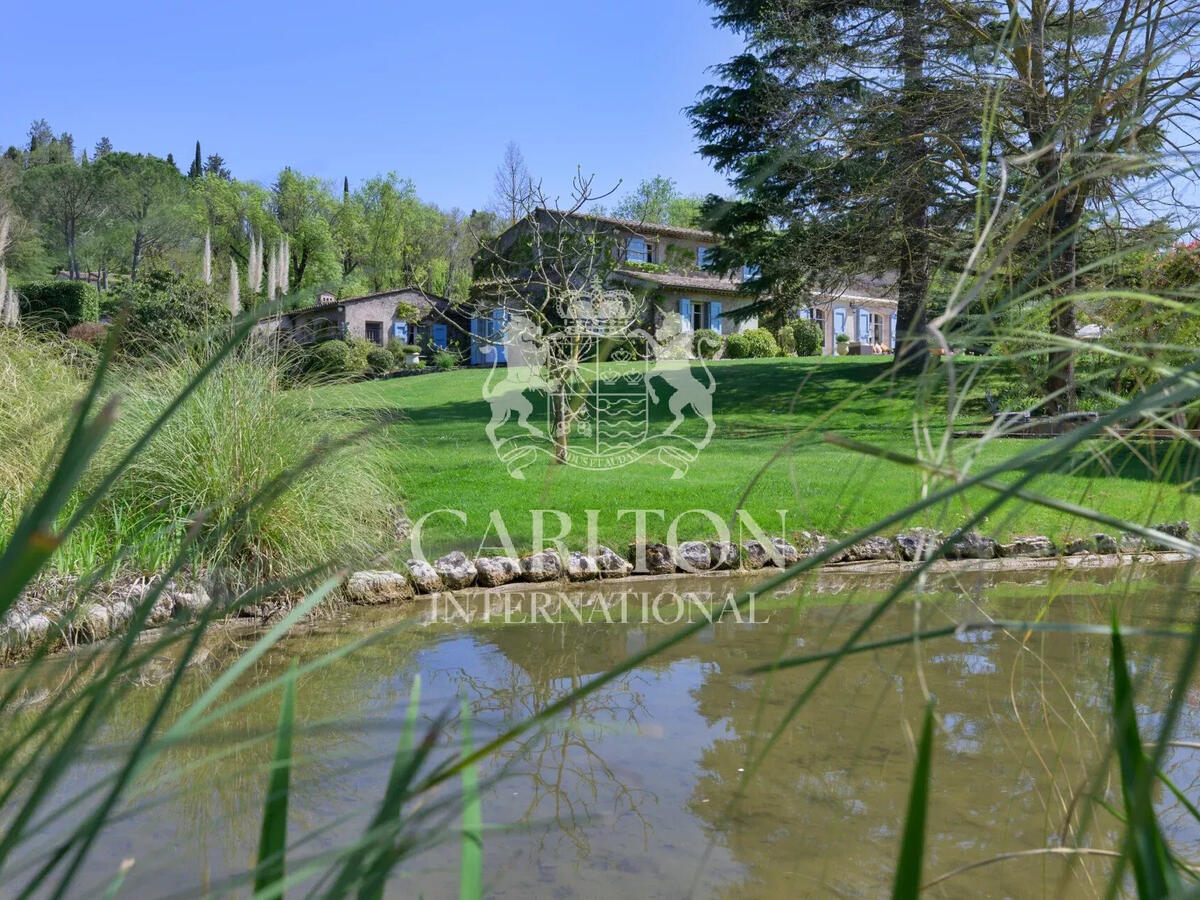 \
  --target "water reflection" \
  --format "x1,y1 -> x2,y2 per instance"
11,565 -> 1200,898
